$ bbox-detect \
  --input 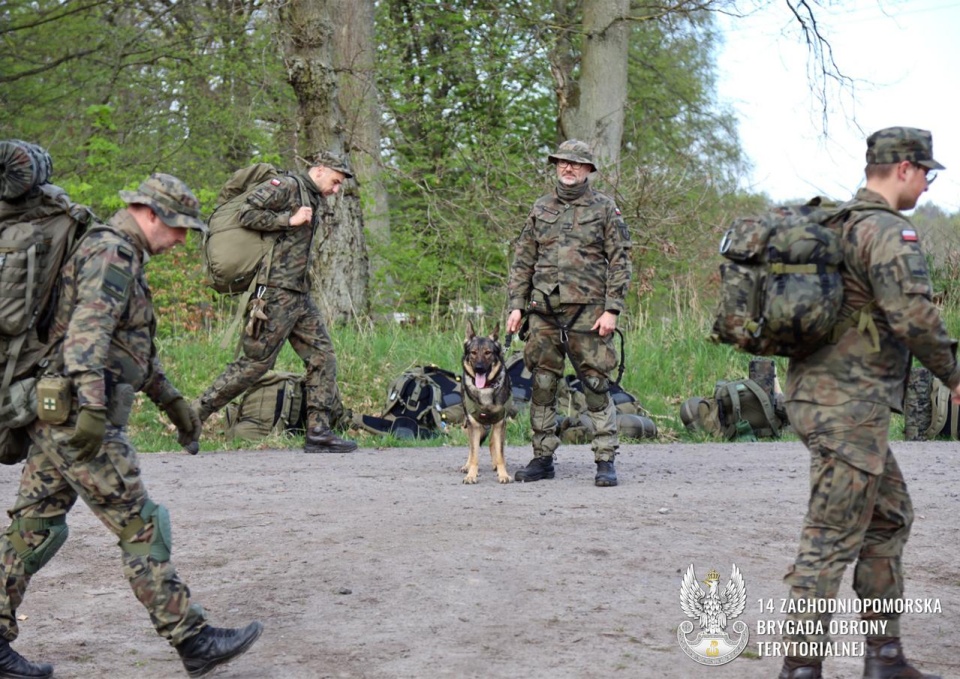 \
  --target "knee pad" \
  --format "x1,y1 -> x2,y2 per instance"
531,370 -> 559,406
120,500 -> 172,562
7,516 -> 68,576
581,375 -> 610,411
